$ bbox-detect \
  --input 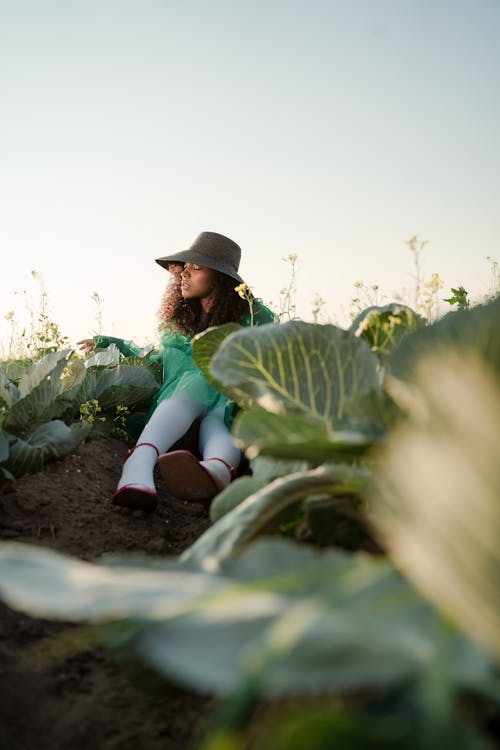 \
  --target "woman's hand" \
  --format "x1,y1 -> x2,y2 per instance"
77,338 -> 96,354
